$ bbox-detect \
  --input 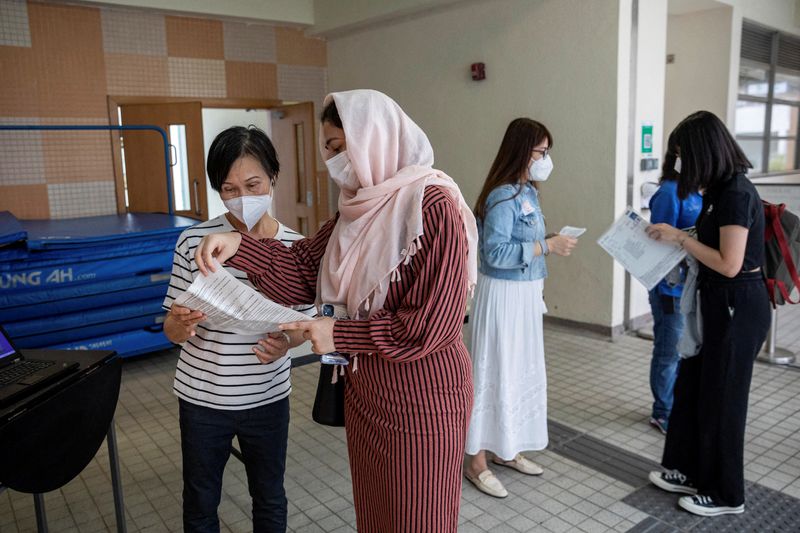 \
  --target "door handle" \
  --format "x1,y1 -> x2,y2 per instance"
169,144 -> 177,167
193,179 -> 201,215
